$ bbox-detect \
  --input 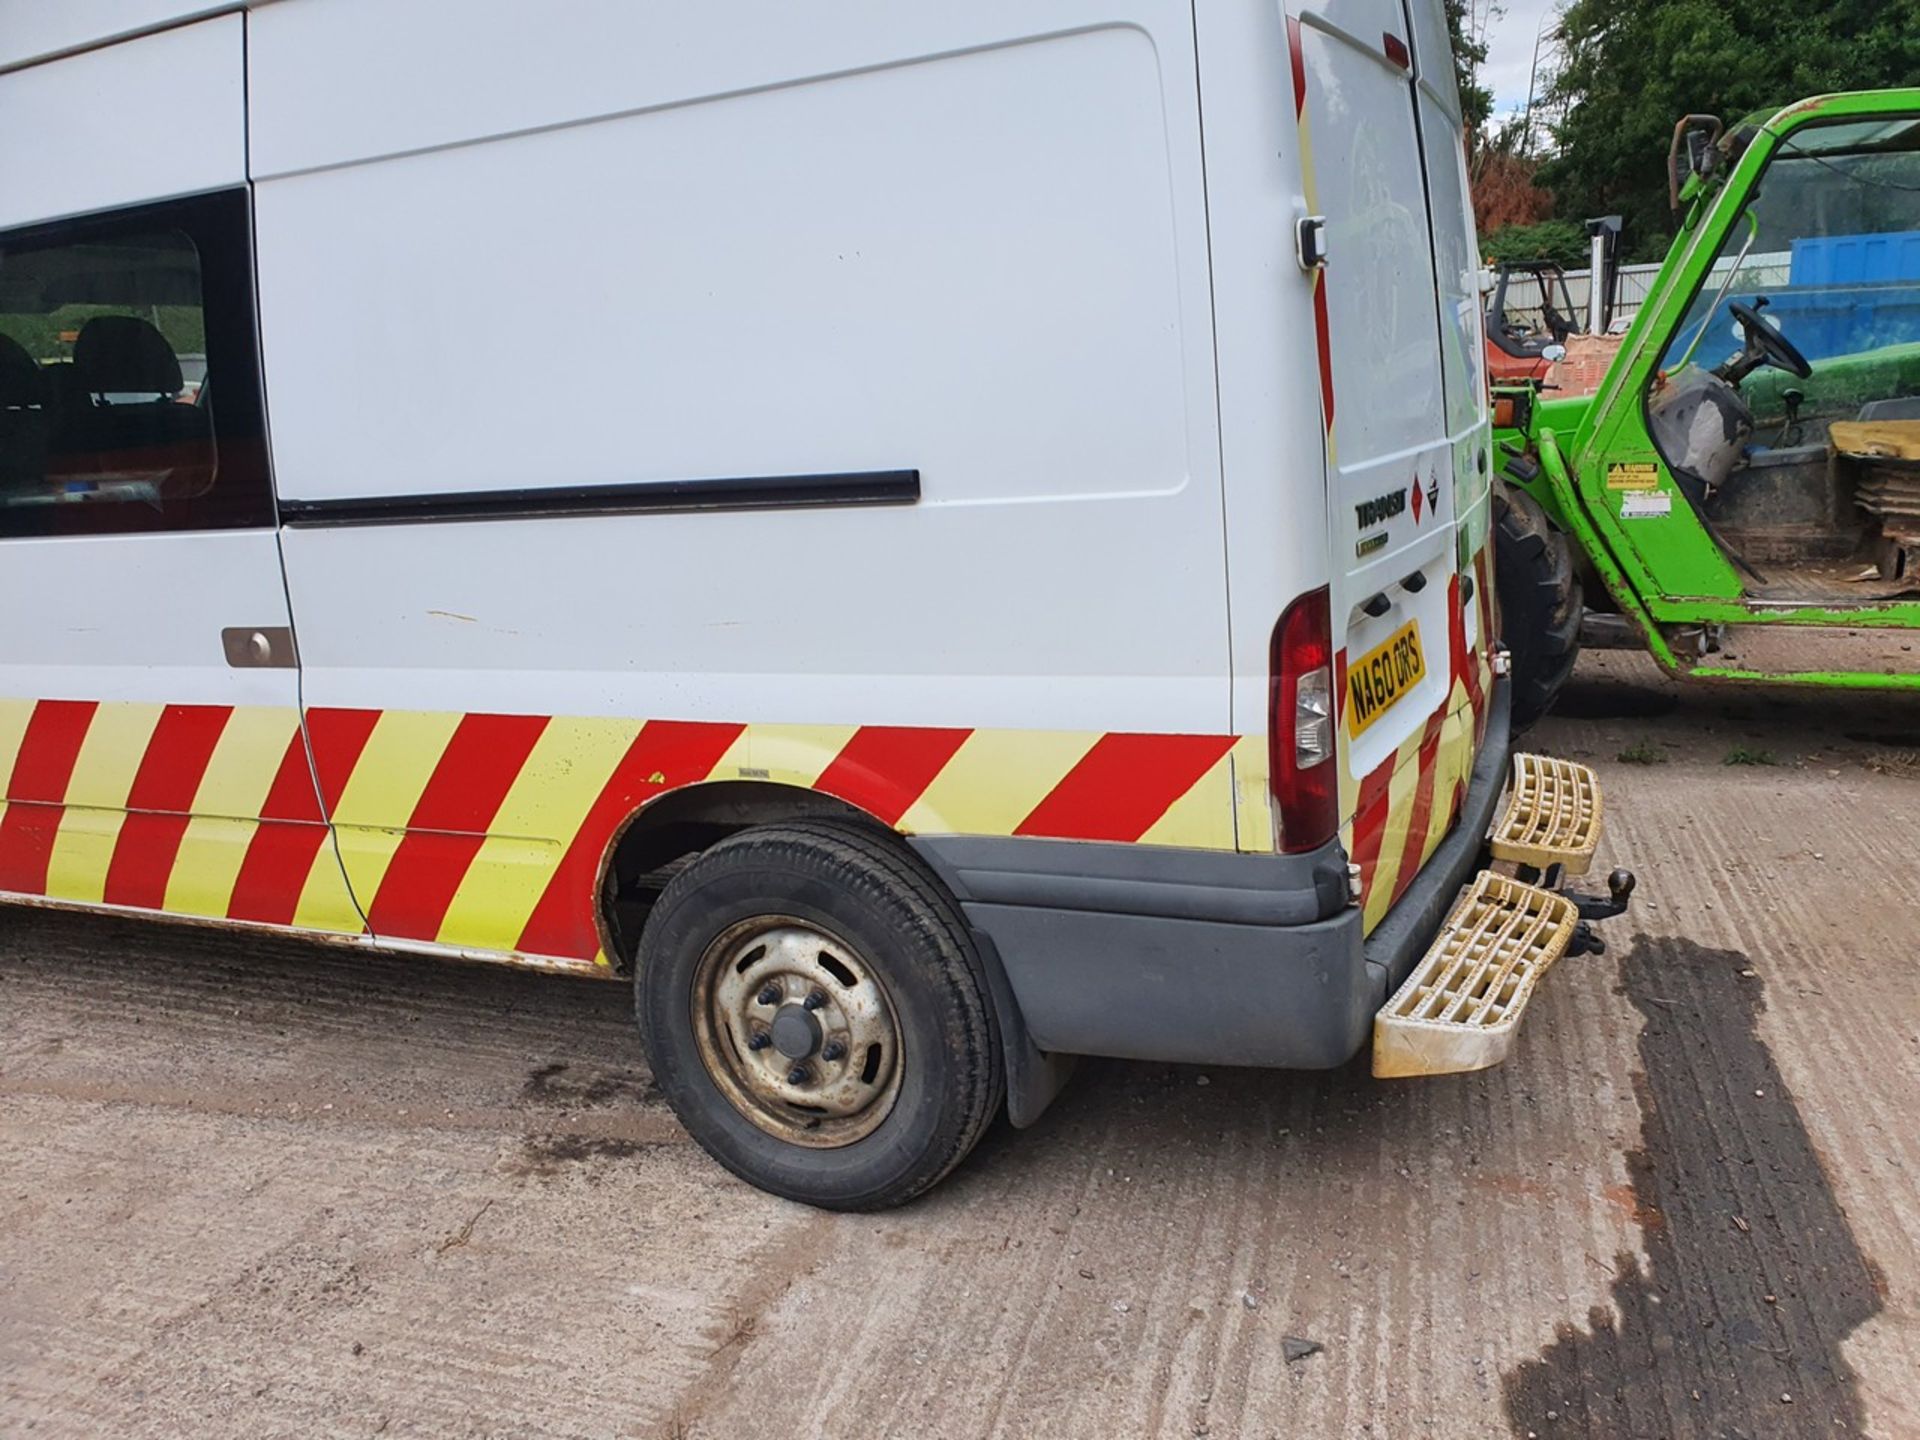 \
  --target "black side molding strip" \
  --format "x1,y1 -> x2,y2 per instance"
278,469 -> 919,528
